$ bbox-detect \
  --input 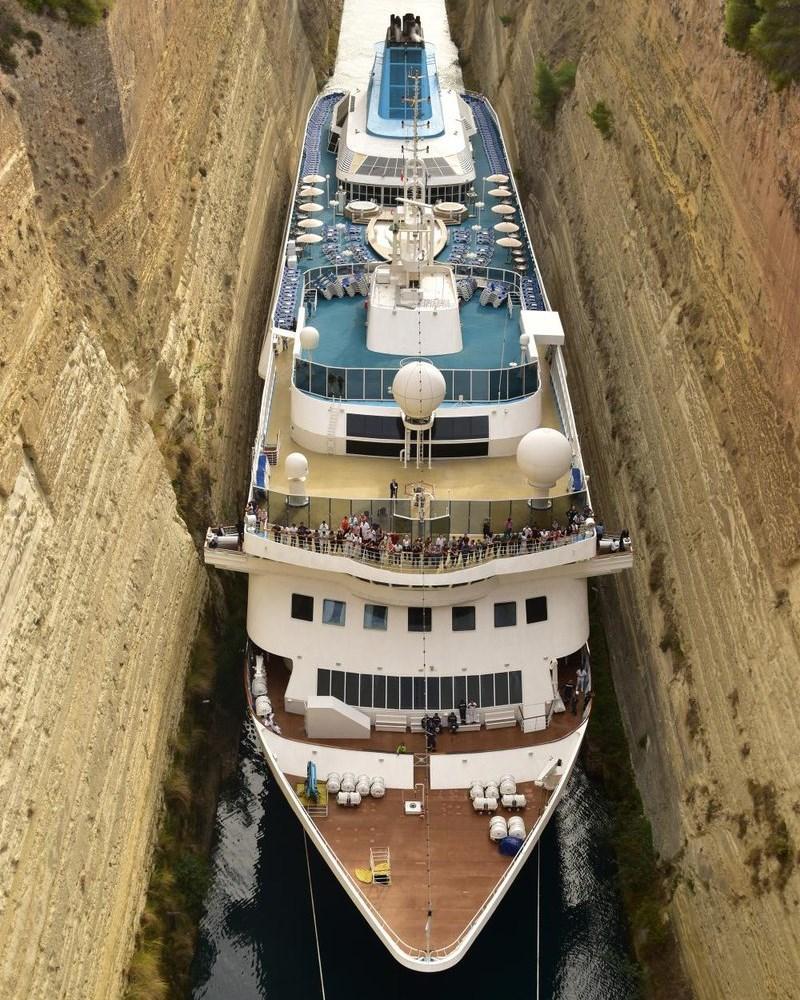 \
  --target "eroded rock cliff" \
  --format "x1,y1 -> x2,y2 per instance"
0,1 -> 339,997
448,2 -> 800,997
